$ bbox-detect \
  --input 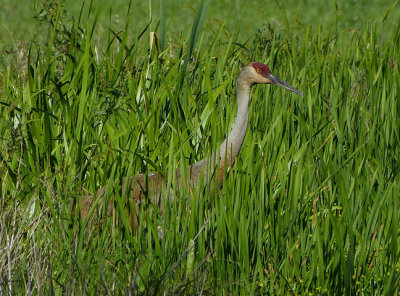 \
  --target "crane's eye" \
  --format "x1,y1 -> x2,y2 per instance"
256,68 -> 261,73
